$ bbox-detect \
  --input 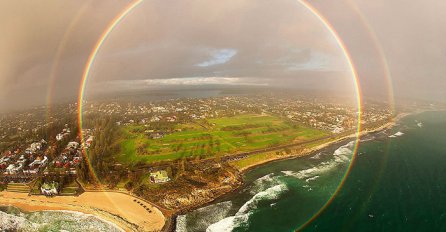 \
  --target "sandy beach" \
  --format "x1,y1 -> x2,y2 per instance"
0,191 -> 165,232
